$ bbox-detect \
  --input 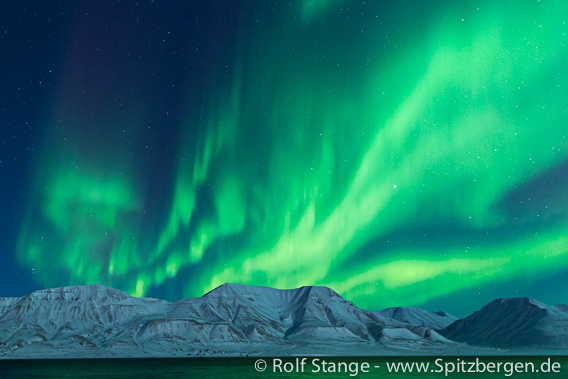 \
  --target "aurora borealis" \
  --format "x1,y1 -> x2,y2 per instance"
2,0 -> 568,315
